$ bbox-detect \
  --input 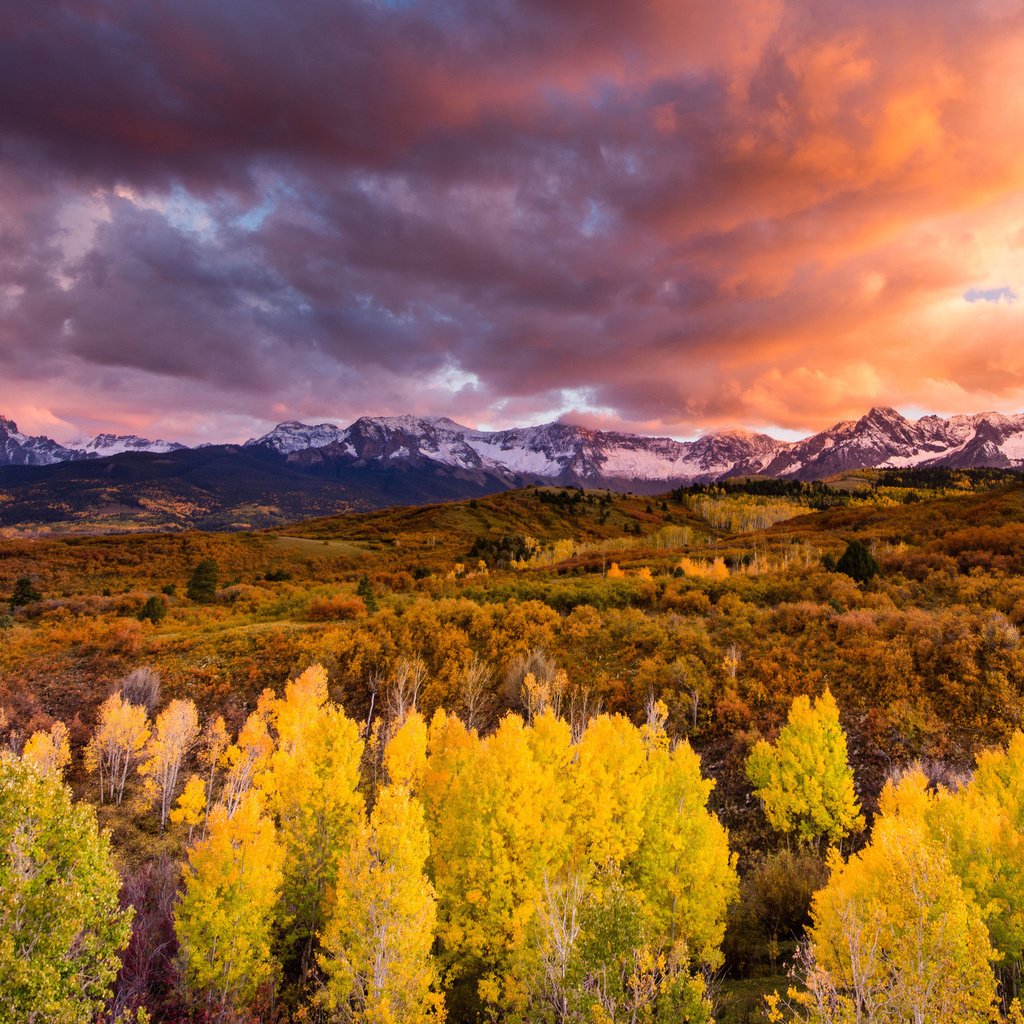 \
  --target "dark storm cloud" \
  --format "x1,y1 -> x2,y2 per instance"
2,0 -> 1024,442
